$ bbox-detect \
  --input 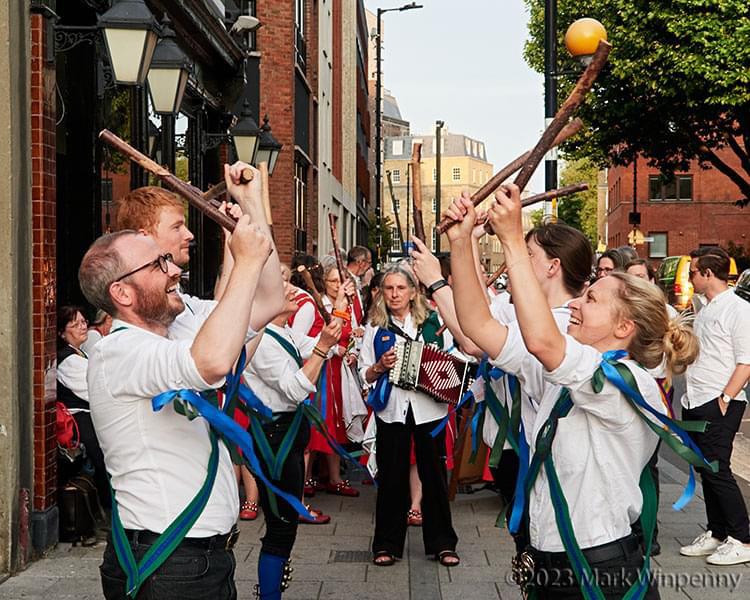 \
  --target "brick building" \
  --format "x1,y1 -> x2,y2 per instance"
2,0 -> 346,576
317,0 -> 372,256
607,151 -> 750,262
